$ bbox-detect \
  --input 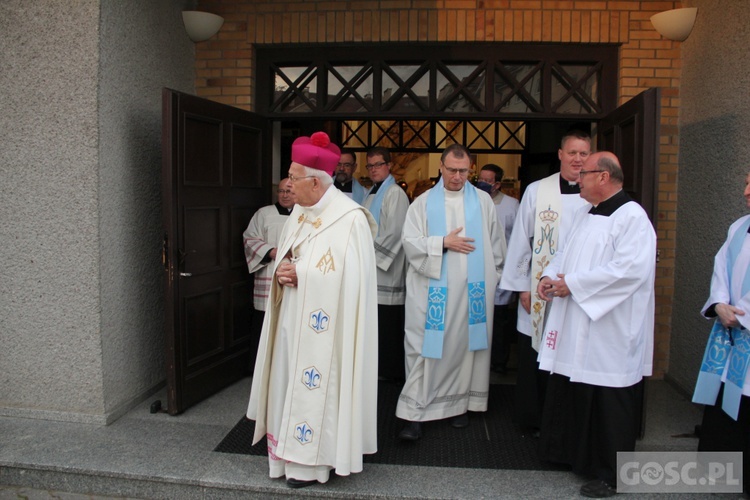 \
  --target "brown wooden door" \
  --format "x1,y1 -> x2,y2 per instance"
599,87 -> 660,438
598,87 -> 660,224
161,89 -> 270,415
